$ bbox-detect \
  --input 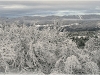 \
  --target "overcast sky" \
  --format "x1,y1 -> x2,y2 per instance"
0,0 -> 100,17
